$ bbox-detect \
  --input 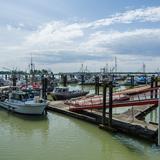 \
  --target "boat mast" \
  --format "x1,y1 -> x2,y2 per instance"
30,54 -> 35,84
